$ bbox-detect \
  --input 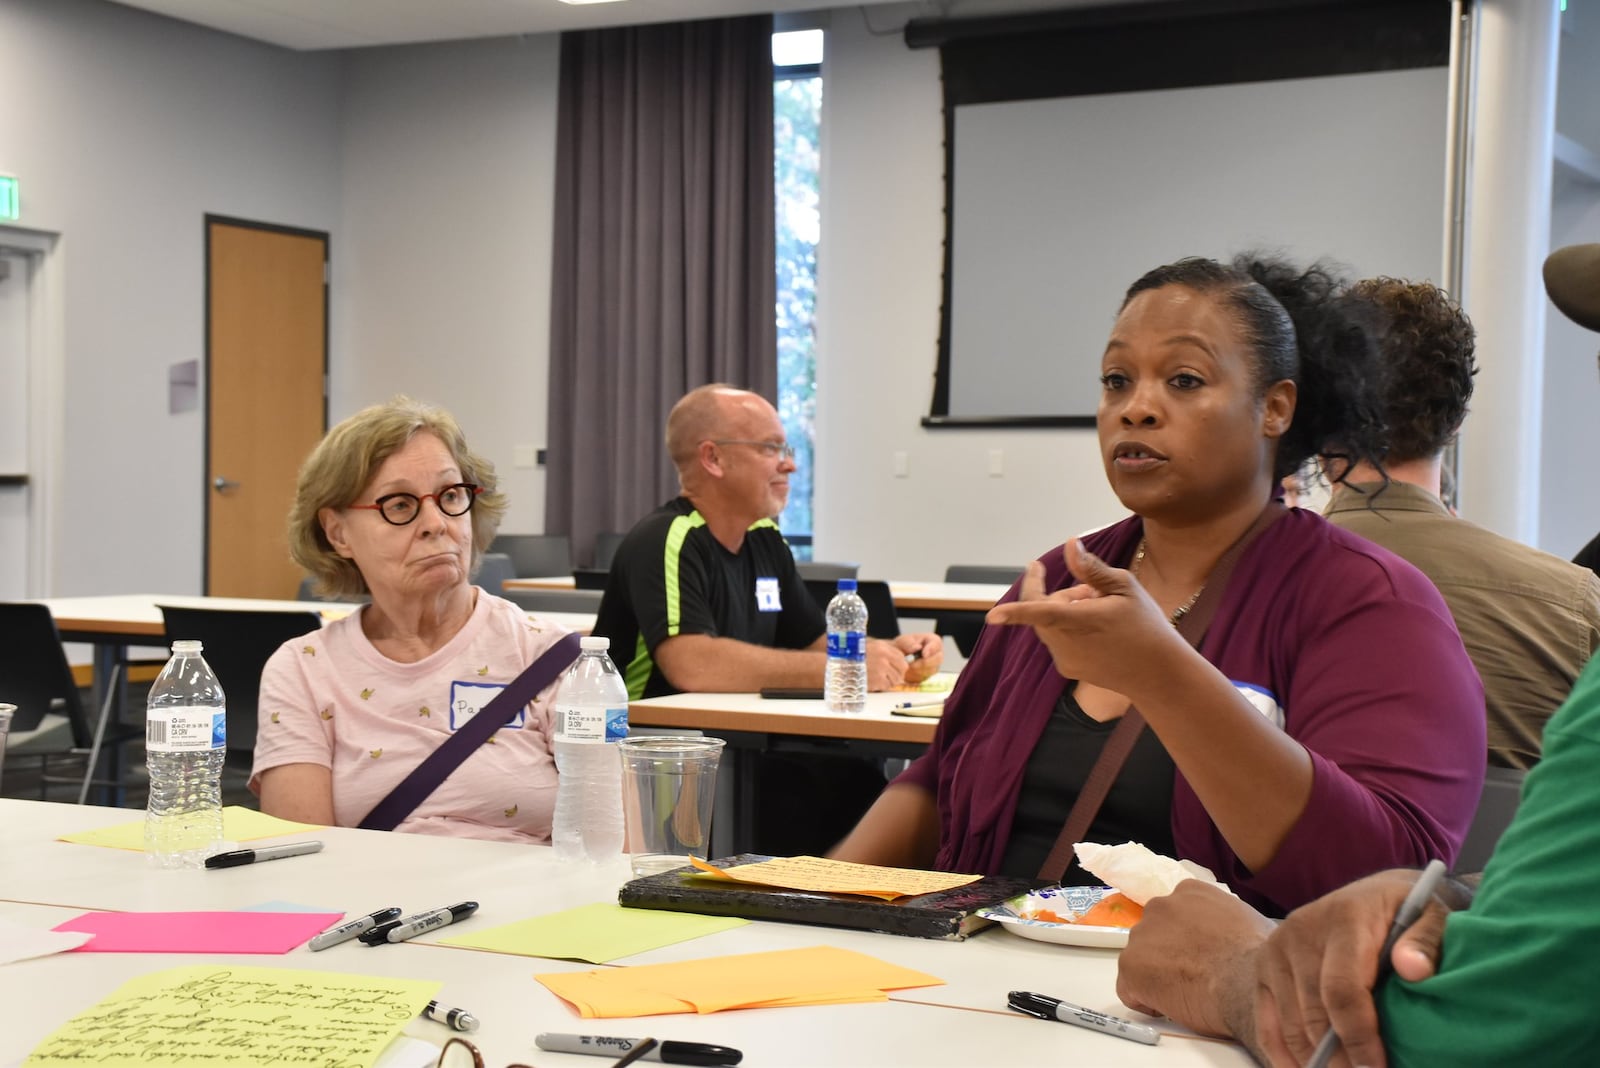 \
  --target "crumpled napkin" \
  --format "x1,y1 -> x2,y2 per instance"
1072,841 -> 1236,906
